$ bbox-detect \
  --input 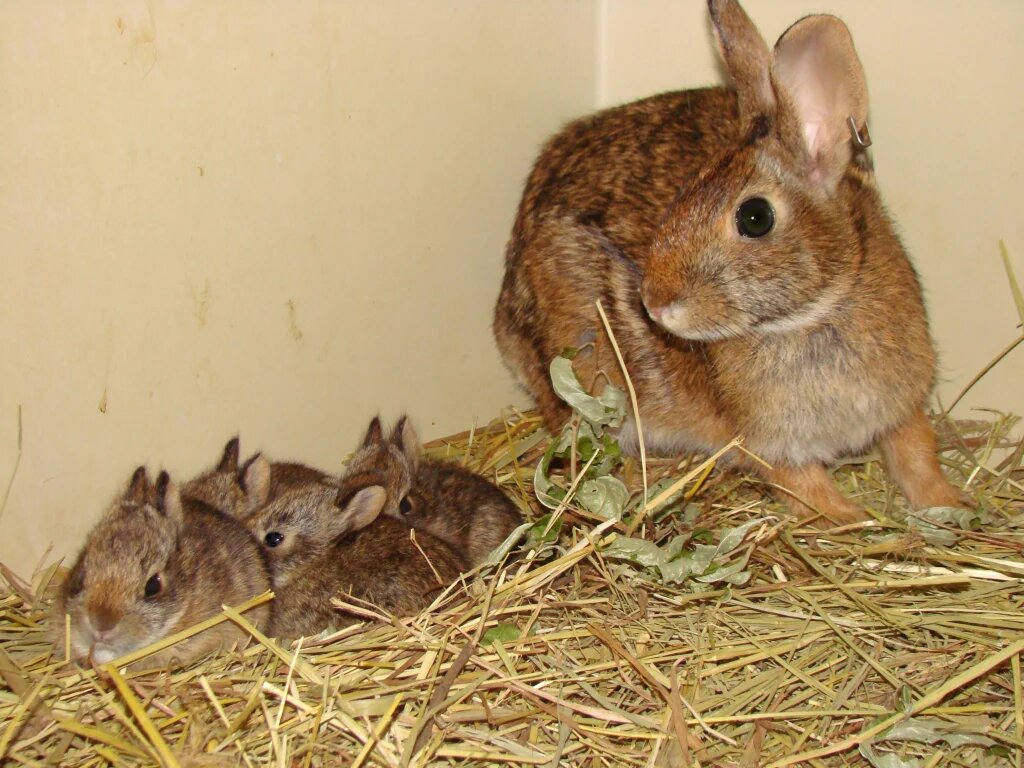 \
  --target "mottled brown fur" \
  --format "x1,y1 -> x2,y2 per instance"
493,0 -> 967,524
52,467 -> 271,669
183,436 -> 329,519
243,479 -> 467,637
345,416 -> 524,565
269,517 -> 466,638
